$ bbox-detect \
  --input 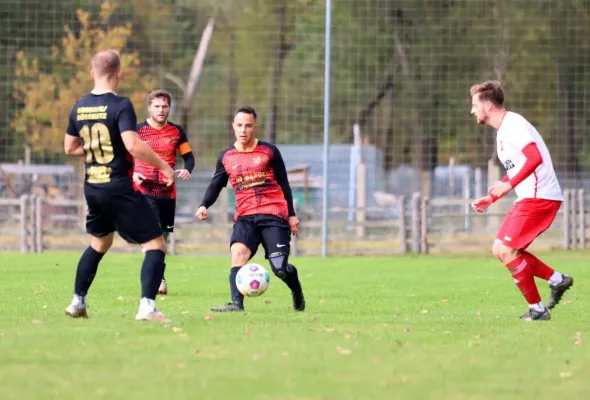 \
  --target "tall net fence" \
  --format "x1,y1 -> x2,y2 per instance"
1,0 -> 589,255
